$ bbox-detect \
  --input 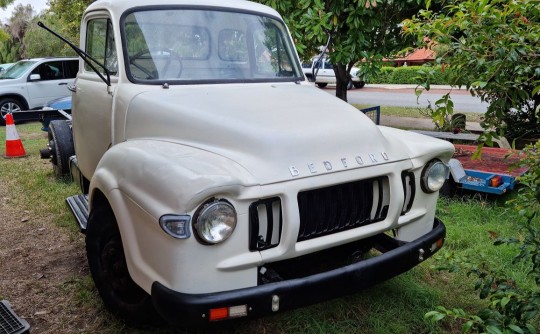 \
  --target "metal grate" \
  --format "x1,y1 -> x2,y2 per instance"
297,177 -> 388,242
0,301 -> 30,334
